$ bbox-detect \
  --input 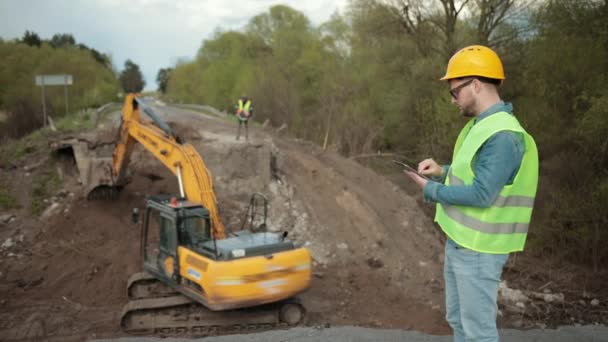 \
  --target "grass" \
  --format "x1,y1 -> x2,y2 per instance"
0,184 -> 17,209
30,168 -> 61,216
0,103 -> 121,166
0,129 -> 54,165
173,104 -> 224,118
54,105 -> 121,131
94,102 -> 121,123
55,112 -> 95,131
